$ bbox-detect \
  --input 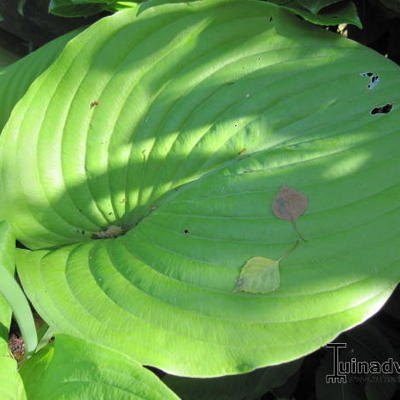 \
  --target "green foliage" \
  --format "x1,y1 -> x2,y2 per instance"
0,222 -> 37,356
48,0 -> 362,27
267,0 -> 362,27
49,0 -> 139,17
20,335 -> 180,400
0,28 -> 82,132
0,0 -> 400,397
0,222 -> 27,400
0,356 -> 26,400
0,0 -> 398,378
